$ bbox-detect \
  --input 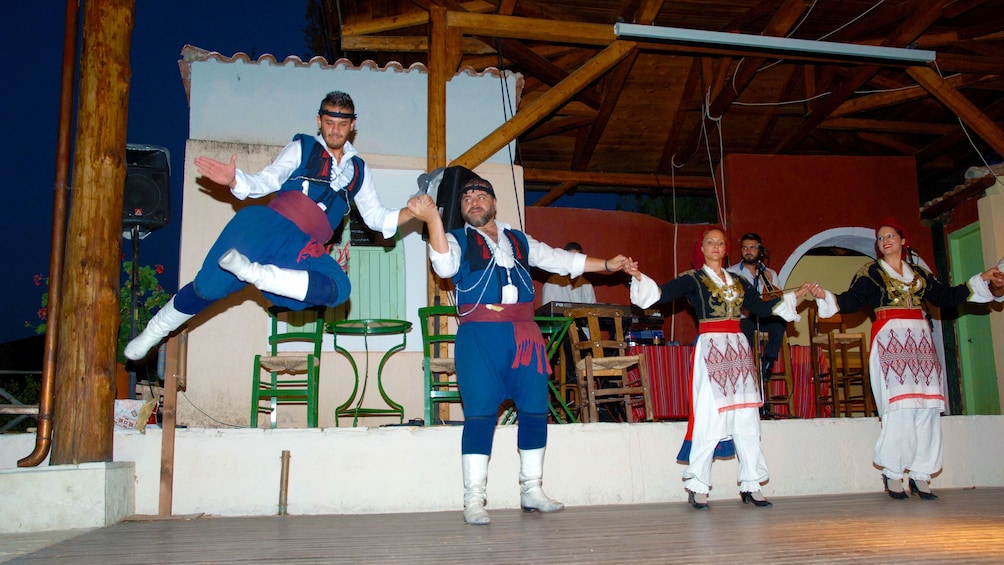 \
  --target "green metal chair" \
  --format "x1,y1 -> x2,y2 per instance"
250,306 -> 327,428
418,305 -> 462,425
